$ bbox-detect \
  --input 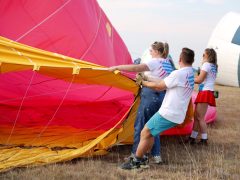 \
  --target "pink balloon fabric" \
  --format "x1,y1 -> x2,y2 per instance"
0,0 -> 131,66
0,0 -> 134,145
